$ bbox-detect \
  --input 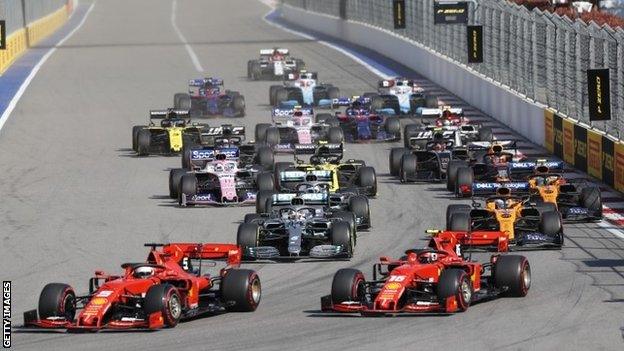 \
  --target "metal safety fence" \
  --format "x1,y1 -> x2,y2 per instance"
1,0 -> 68,34
282,0 -> 624,140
